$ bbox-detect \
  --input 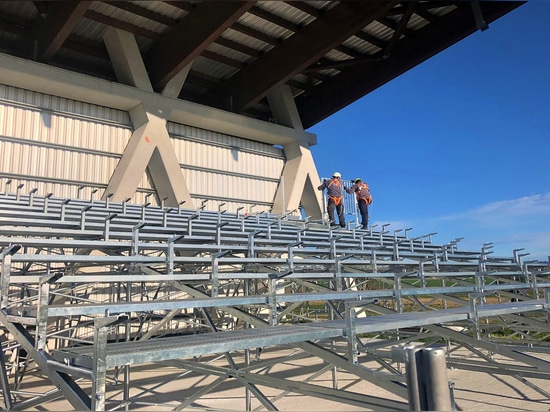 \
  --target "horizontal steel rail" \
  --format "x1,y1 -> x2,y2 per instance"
50,299 -> 546,369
